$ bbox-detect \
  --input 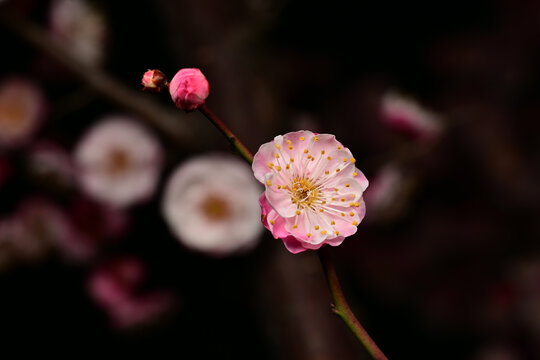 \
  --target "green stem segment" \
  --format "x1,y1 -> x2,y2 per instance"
198,104 -> 254,165
318,246 -> 389,360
